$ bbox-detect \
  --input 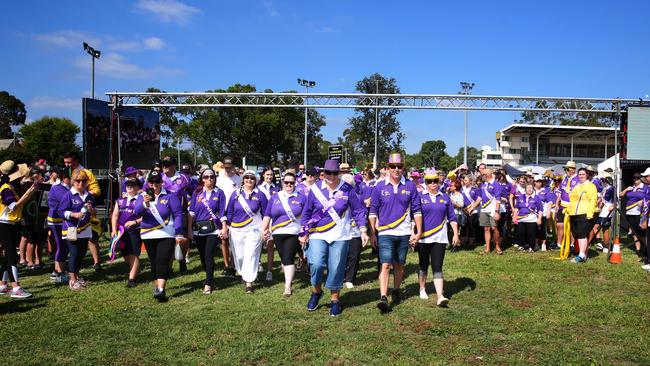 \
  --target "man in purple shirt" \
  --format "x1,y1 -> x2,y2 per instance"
369,153 -> 422,313
479,168 -> 503,254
